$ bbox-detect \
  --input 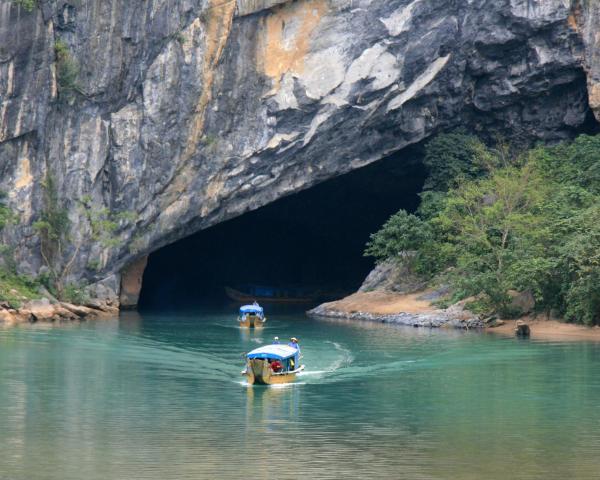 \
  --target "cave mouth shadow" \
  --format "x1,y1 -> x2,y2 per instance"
137,146 -> 427,313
